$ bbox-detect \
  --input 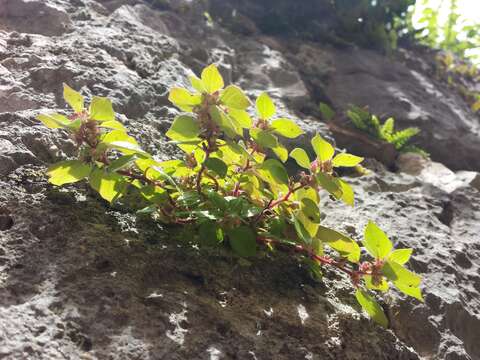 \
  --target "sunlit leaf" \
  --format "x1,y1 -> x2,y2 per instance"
256,92 -> 276,120
382,261 -> 423,301
89,97 -> 115,122
228,109 -> 253,128
201,64 -> 224,94
37,113 -> 71,129
89,168 -> 126,203
311,134 -> 335,162
166,115 -> 200,141
63,84 -> 84,113
290,148 -> 311,169
363,221 -> 393,259
271,118 -> 304,138
317,226 -> 360,262
47,160 -> 91,186
332,153 -> 364,167
220,85 -> 251,110
388,248 -> 413,265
